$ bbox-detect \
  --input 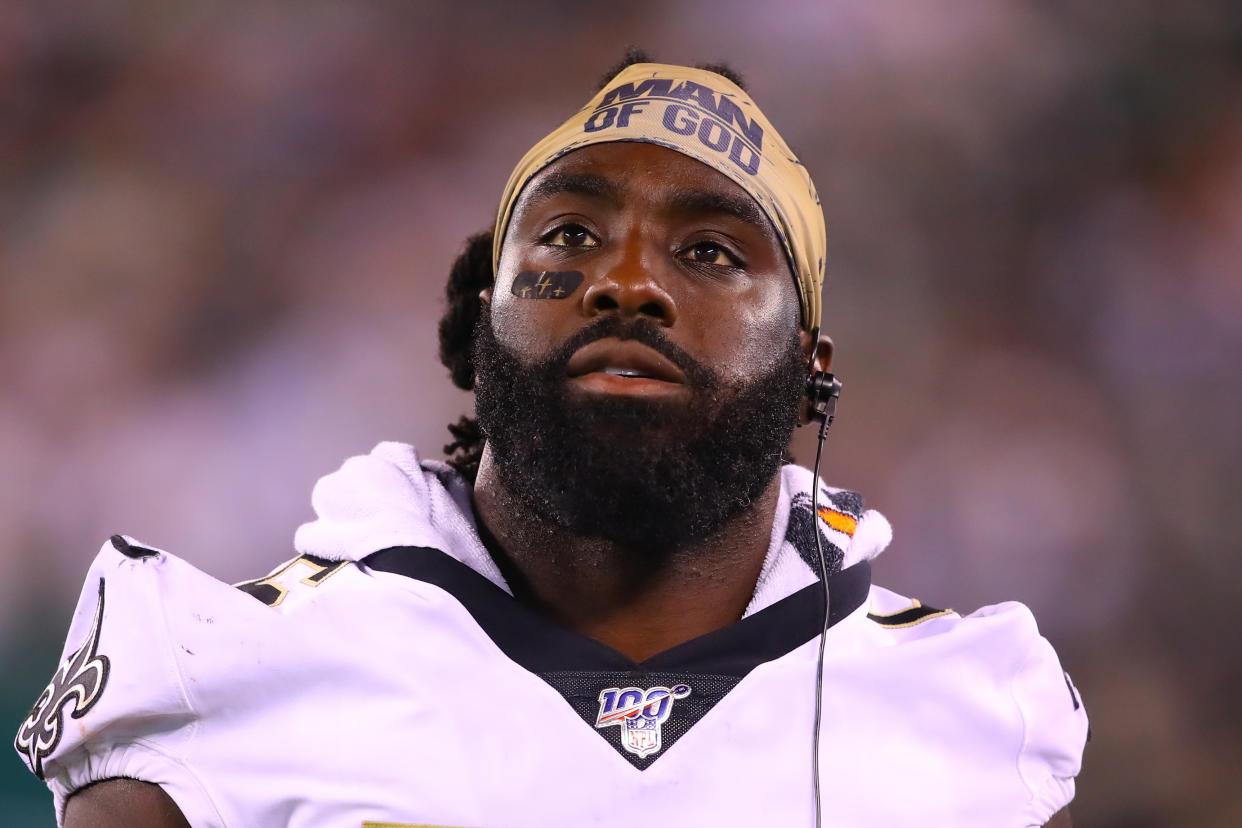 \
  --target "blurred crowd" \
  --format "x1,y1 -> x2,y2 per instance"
2,1 -> 1239,825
